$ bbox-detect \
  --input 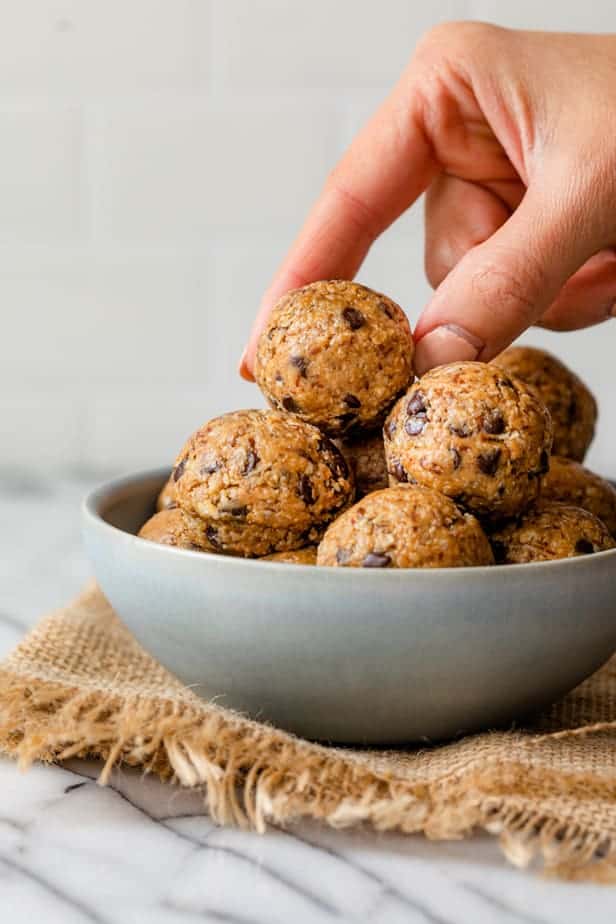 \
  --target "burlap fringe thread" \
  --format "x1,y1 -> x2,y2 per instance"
2,669 -> 616,882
